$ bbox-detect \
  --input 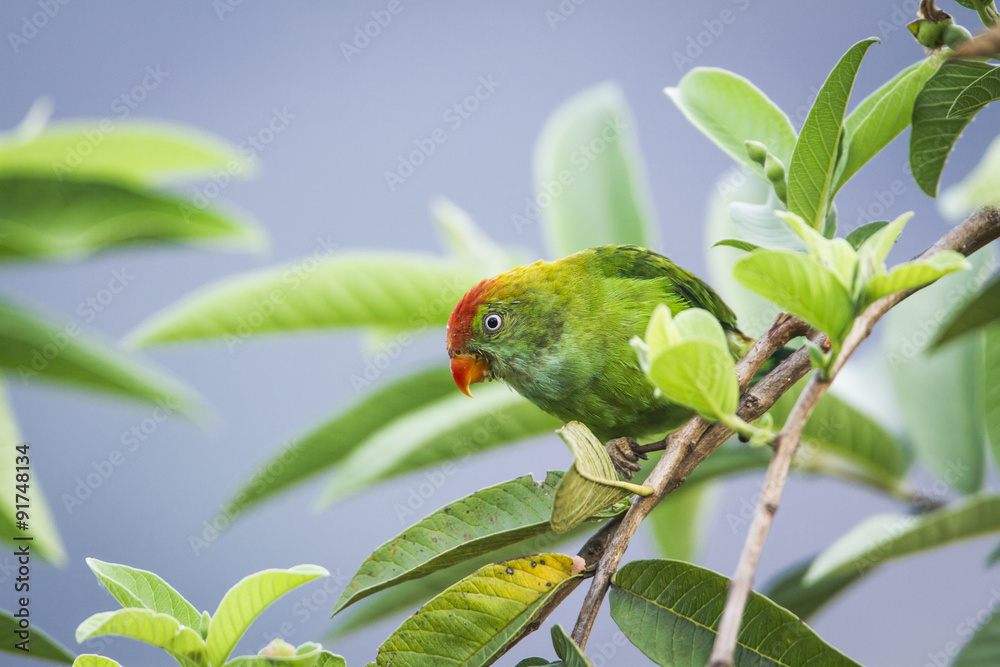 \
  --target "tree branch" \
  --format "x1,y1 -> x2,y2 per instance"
707,205 -> 1000,666
568,205 -> 1000,652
